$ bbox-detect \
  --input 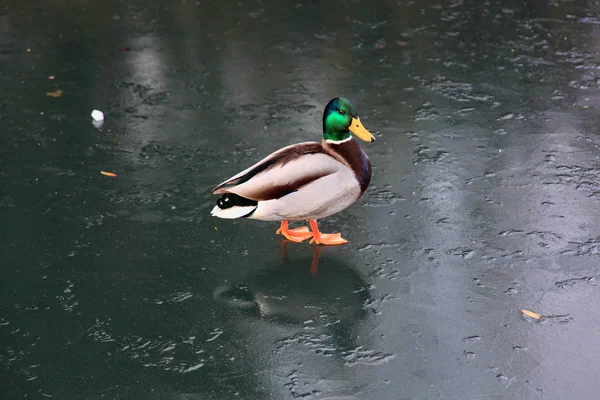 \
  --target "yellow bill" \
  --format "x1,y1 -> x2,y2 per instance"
349,117 -> 376,142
